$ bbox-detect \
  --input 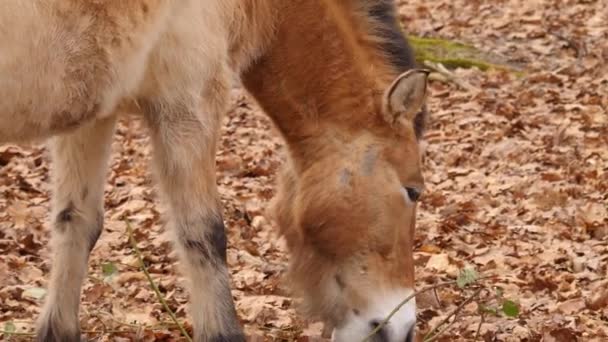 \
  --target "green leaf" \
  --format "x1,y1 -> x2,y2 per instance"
3,321 -> 16,335
456,267 -> 479,288
102,262 -> 119,278
501,299 -> 520,317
